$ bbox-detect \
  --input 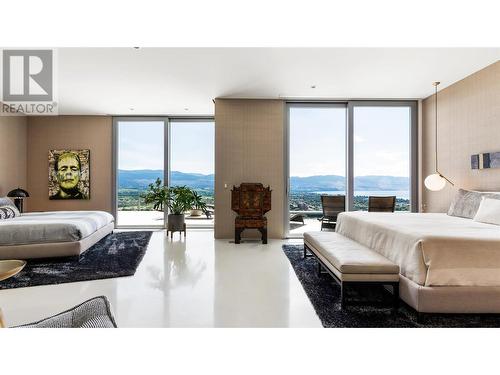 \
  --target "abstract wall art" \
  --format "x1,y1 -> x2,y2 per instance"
471,152 -> 500,170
